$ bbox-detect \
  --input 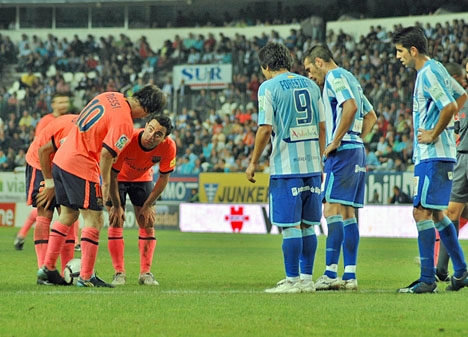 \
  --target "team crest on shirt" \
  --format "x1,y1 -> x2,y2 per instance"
115,135 -> 129,150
